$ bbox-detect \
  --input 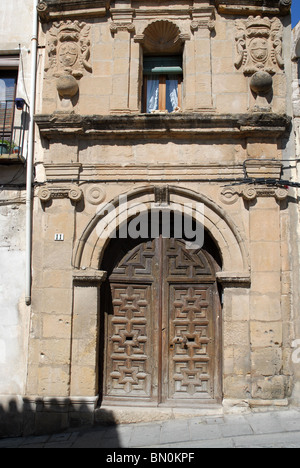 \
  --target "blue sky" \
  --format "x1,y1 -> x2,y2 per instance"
292,1 -> 300,28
